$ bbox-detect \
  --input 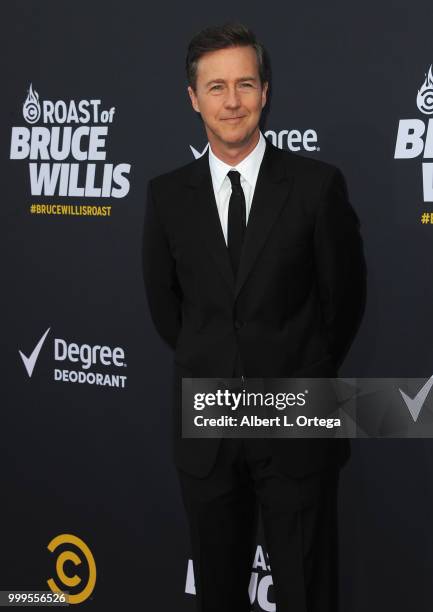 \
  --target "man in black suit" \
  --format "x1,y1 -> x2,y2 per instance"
142,22 -> 367,612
